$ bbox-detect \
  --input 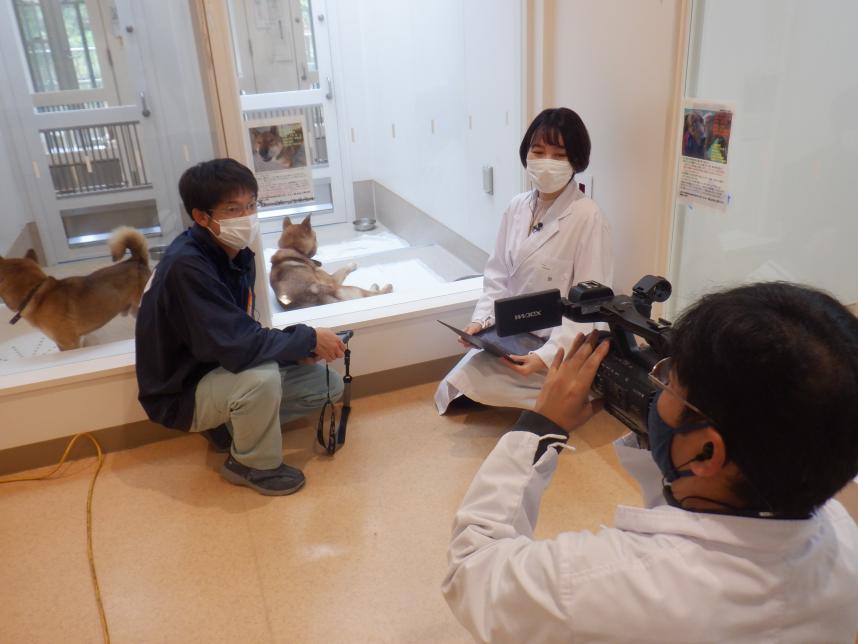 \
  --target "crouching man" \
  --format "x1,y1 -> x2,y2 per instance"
443,282 -> 858,642
136,158 -> 344,495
